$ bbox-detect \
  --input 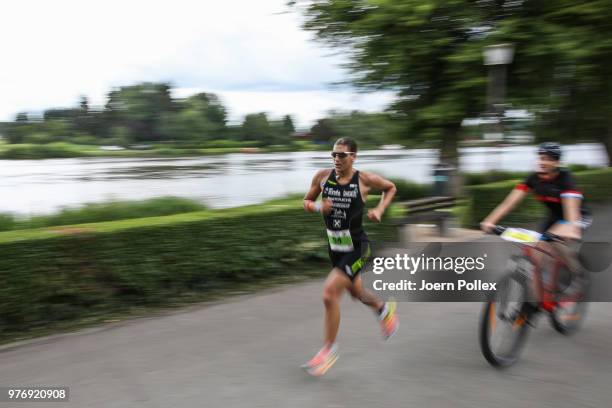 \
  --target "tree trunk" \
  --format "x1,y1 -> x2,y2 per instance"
439,125 -> 460,168
604,120 -> 612,167
438,124 -> 463,197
